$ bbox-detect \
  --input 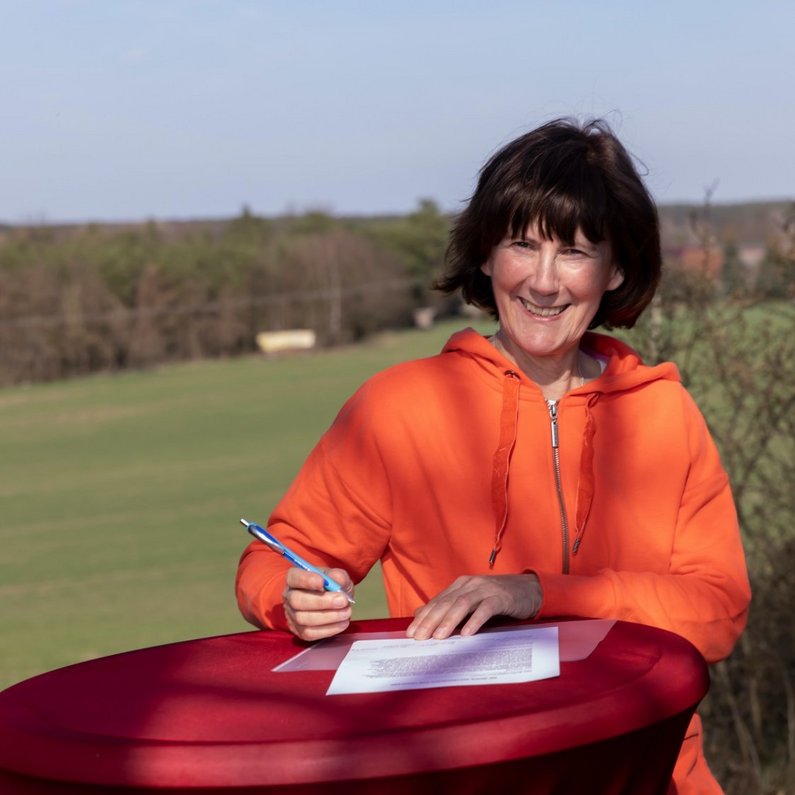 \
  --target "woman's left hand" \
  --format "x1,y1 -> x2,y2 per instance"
405,574 -> 543,641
